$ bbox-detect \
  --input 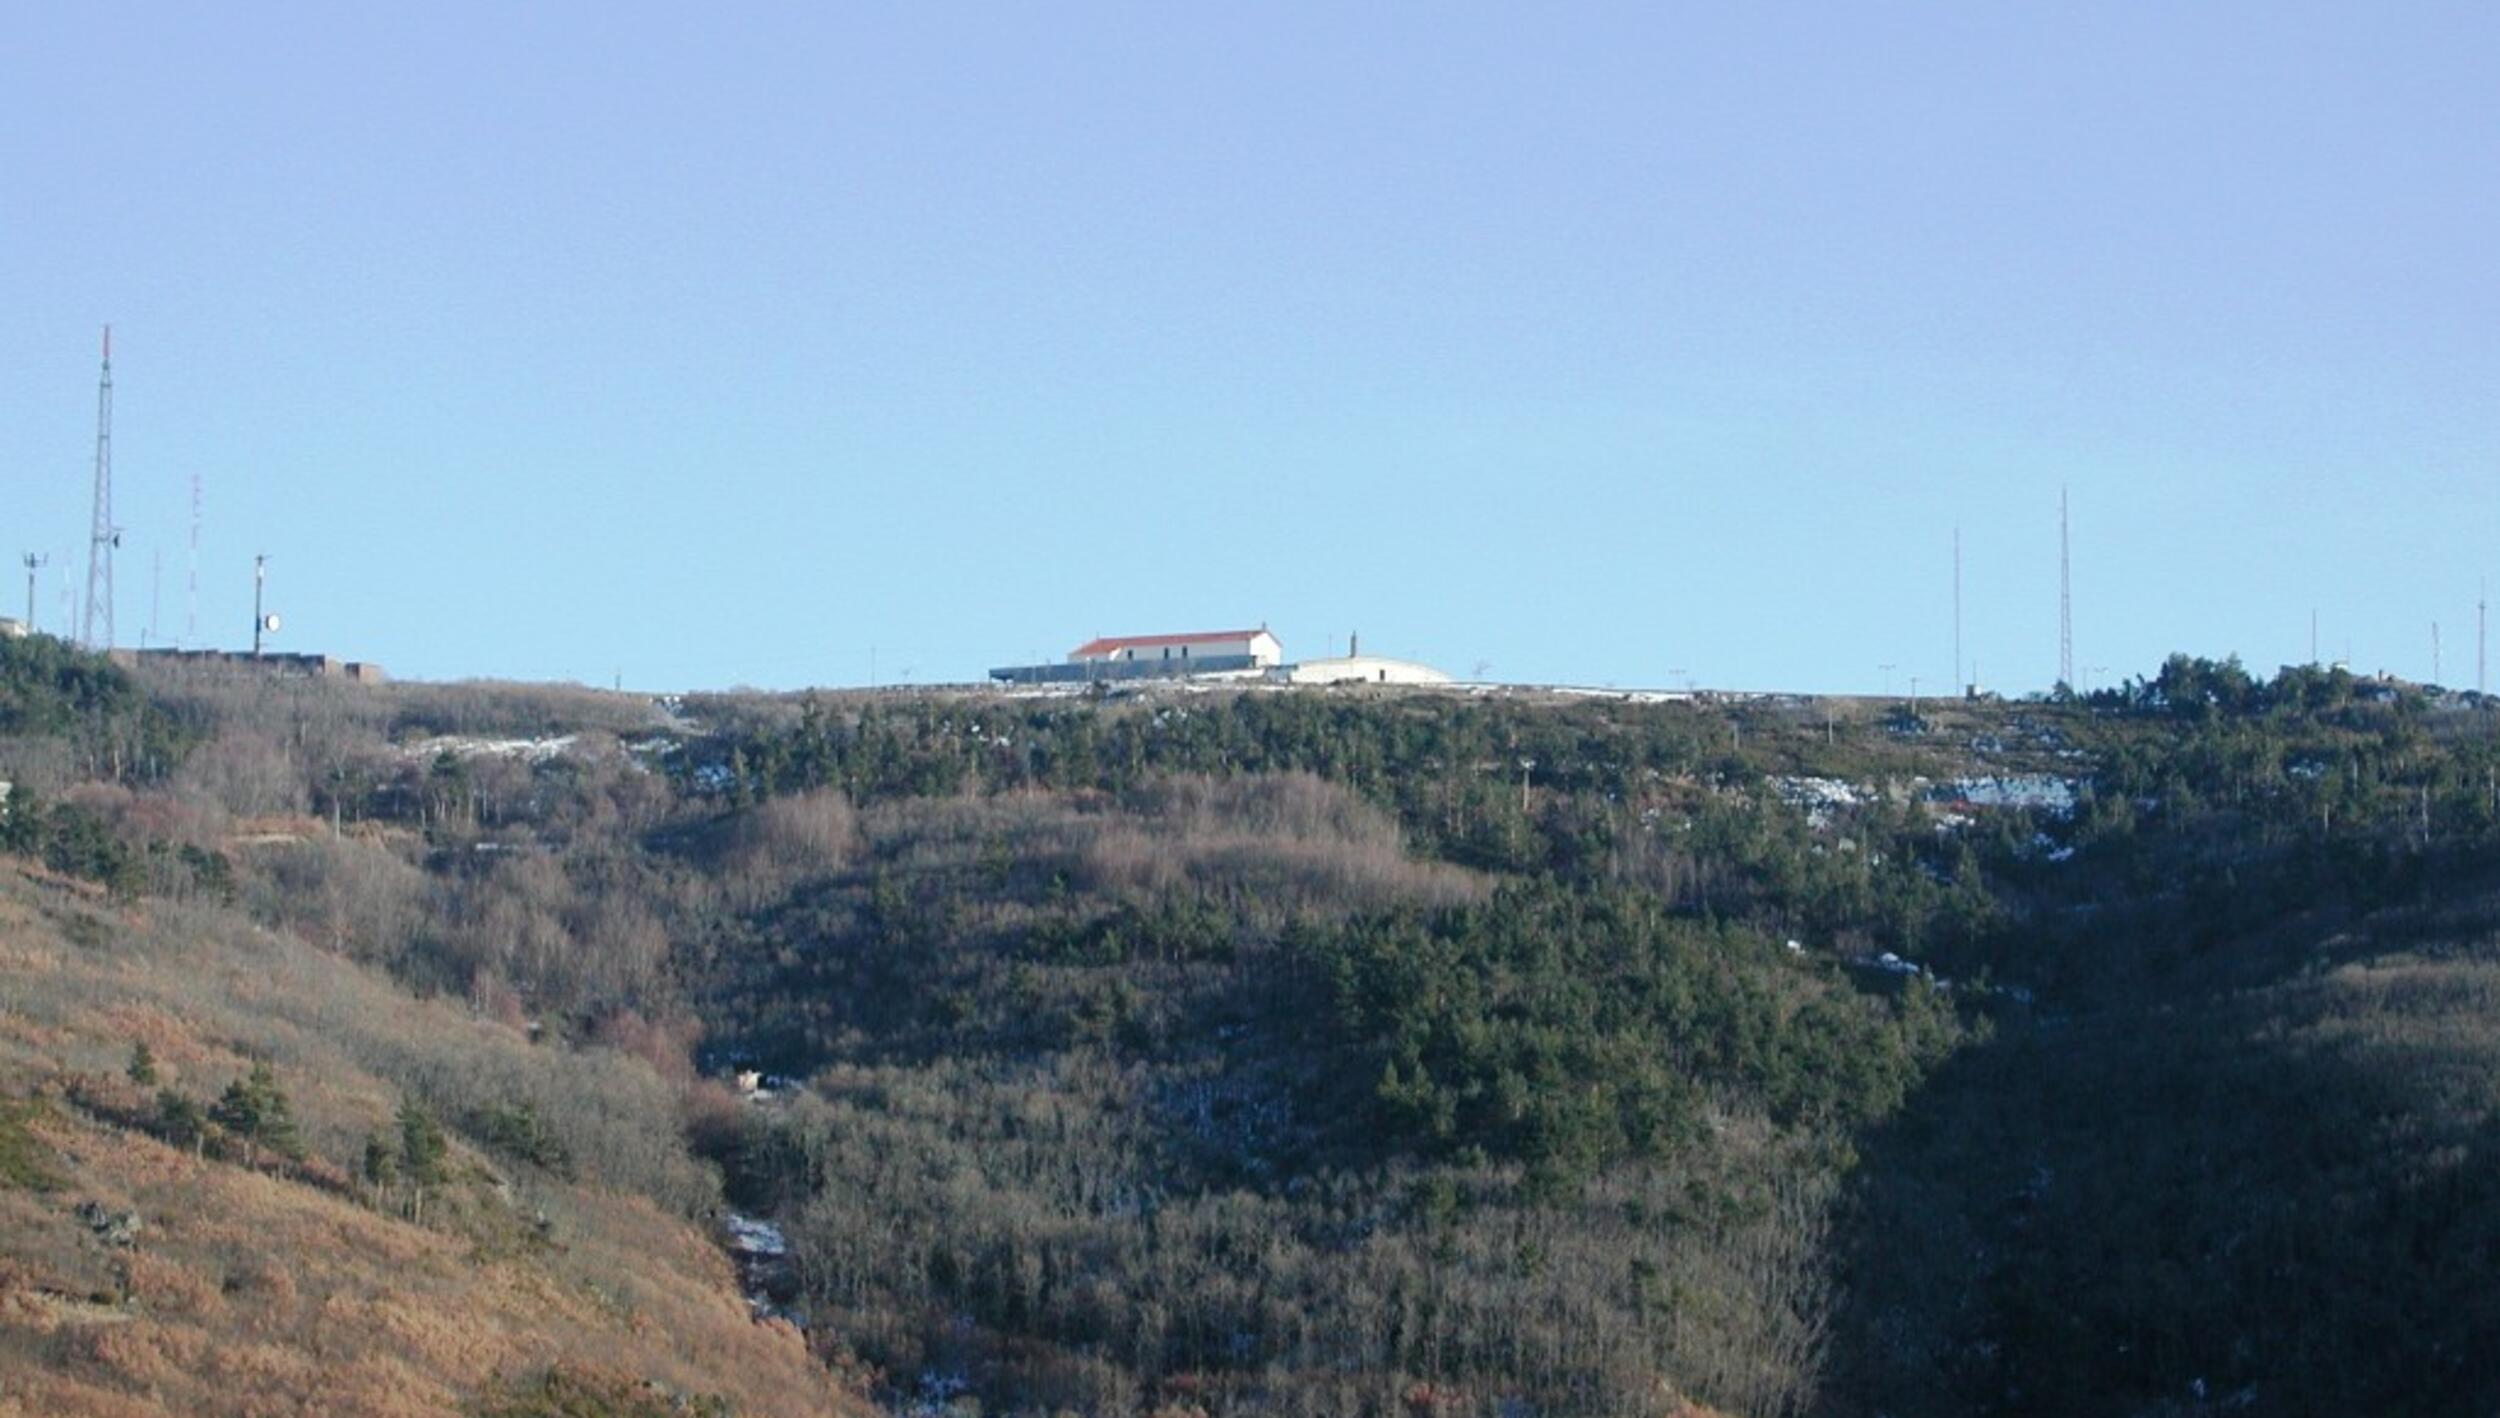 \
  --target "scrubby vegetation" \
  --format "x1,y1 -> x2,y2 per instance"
5,634 -> 2499,1415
